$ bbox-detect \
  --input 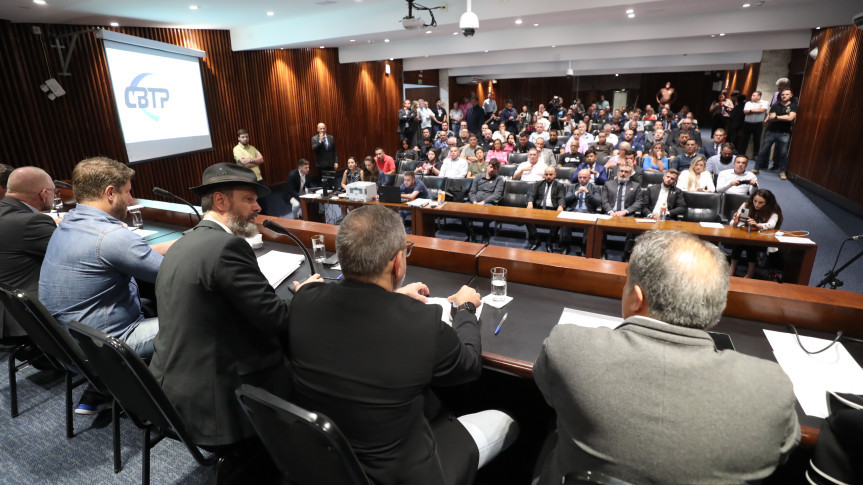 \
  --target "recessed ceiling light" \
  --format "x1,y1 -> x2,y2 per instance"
711,34 -> 716,37
425,30 -> 432,34
320,46 -> 325,49
626,9 -> 634,14
627,13 -> 635,18
815,26 -> 821,29
110,21 -> 119,27
266,11 -> 274,16
389,57 -> 394,61
189,5 -> 198,10
33,0 -> 47,4
551,45 -> 556,48
615,73 -> 619,77
350,39 -> 356,42
533,23 -> 539,27
742,3 -> 750,6
719,32 -> 726,36
453,32 -> 458,35
384,38 -> 390,43
514,19 -> 523,25
280,48 -> 284,50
